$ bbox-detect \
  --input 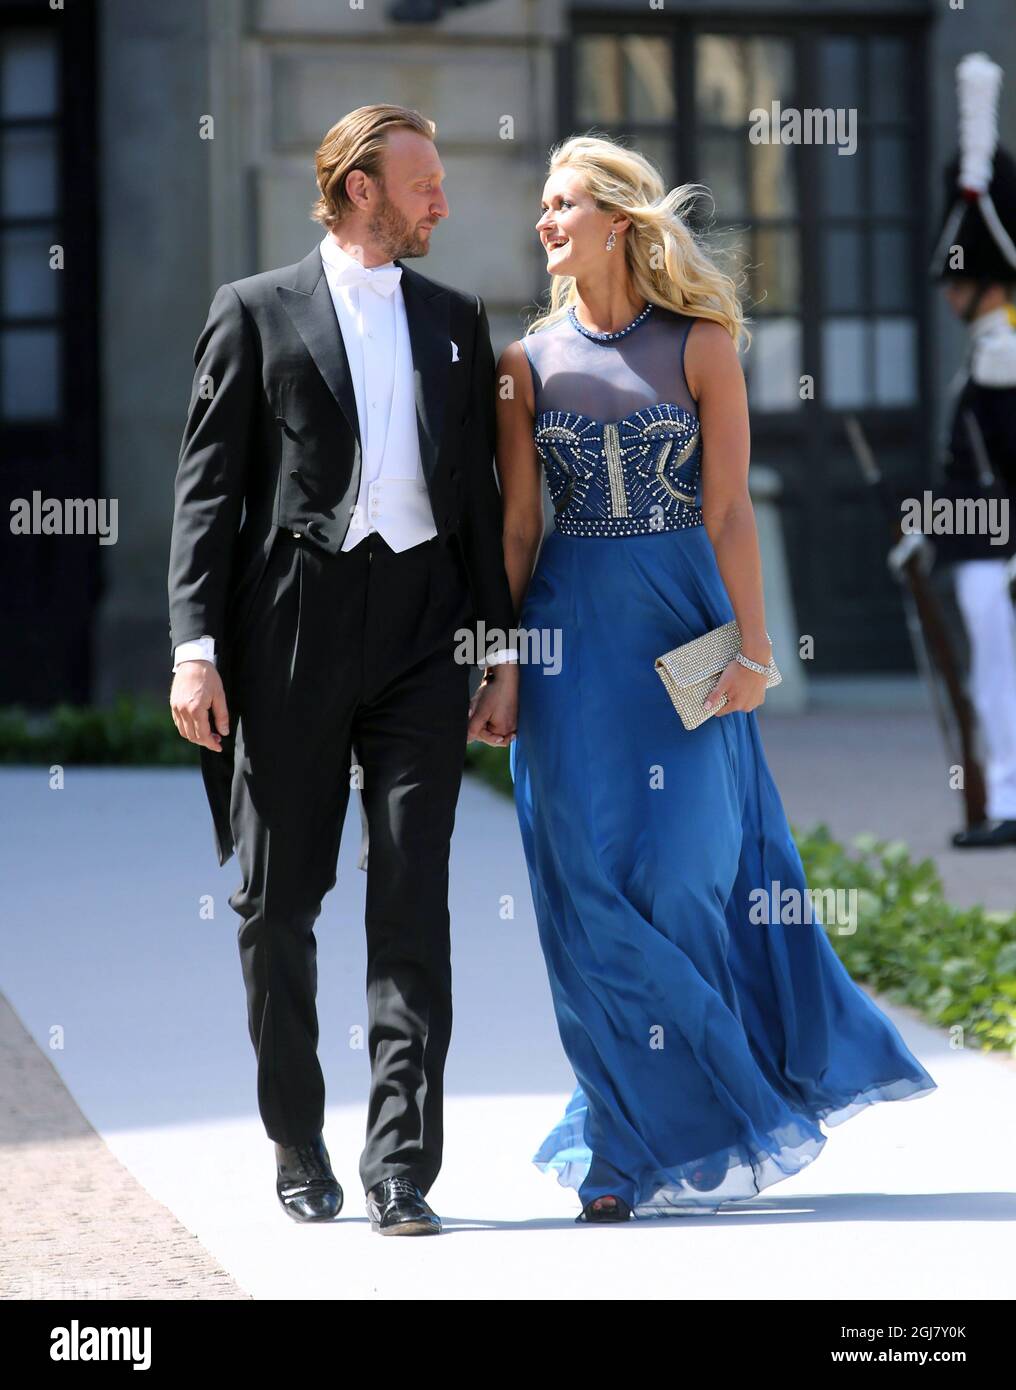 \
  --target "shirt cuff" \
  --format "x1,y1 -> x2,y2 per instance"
173,635 -> 216,672
481,648 -> 519,669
